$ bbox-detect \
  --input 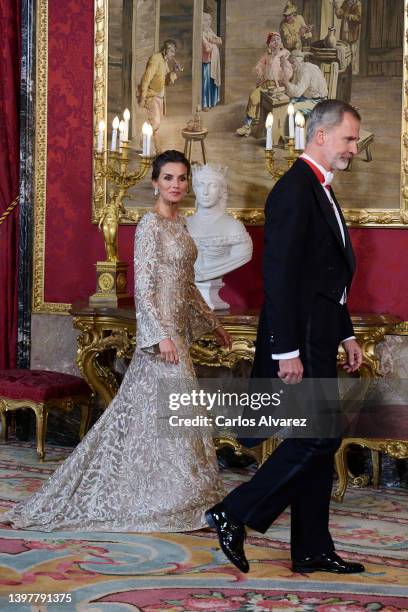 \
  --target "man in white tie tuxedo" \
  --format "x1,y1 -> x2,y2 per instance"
206,100 -> 365,575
